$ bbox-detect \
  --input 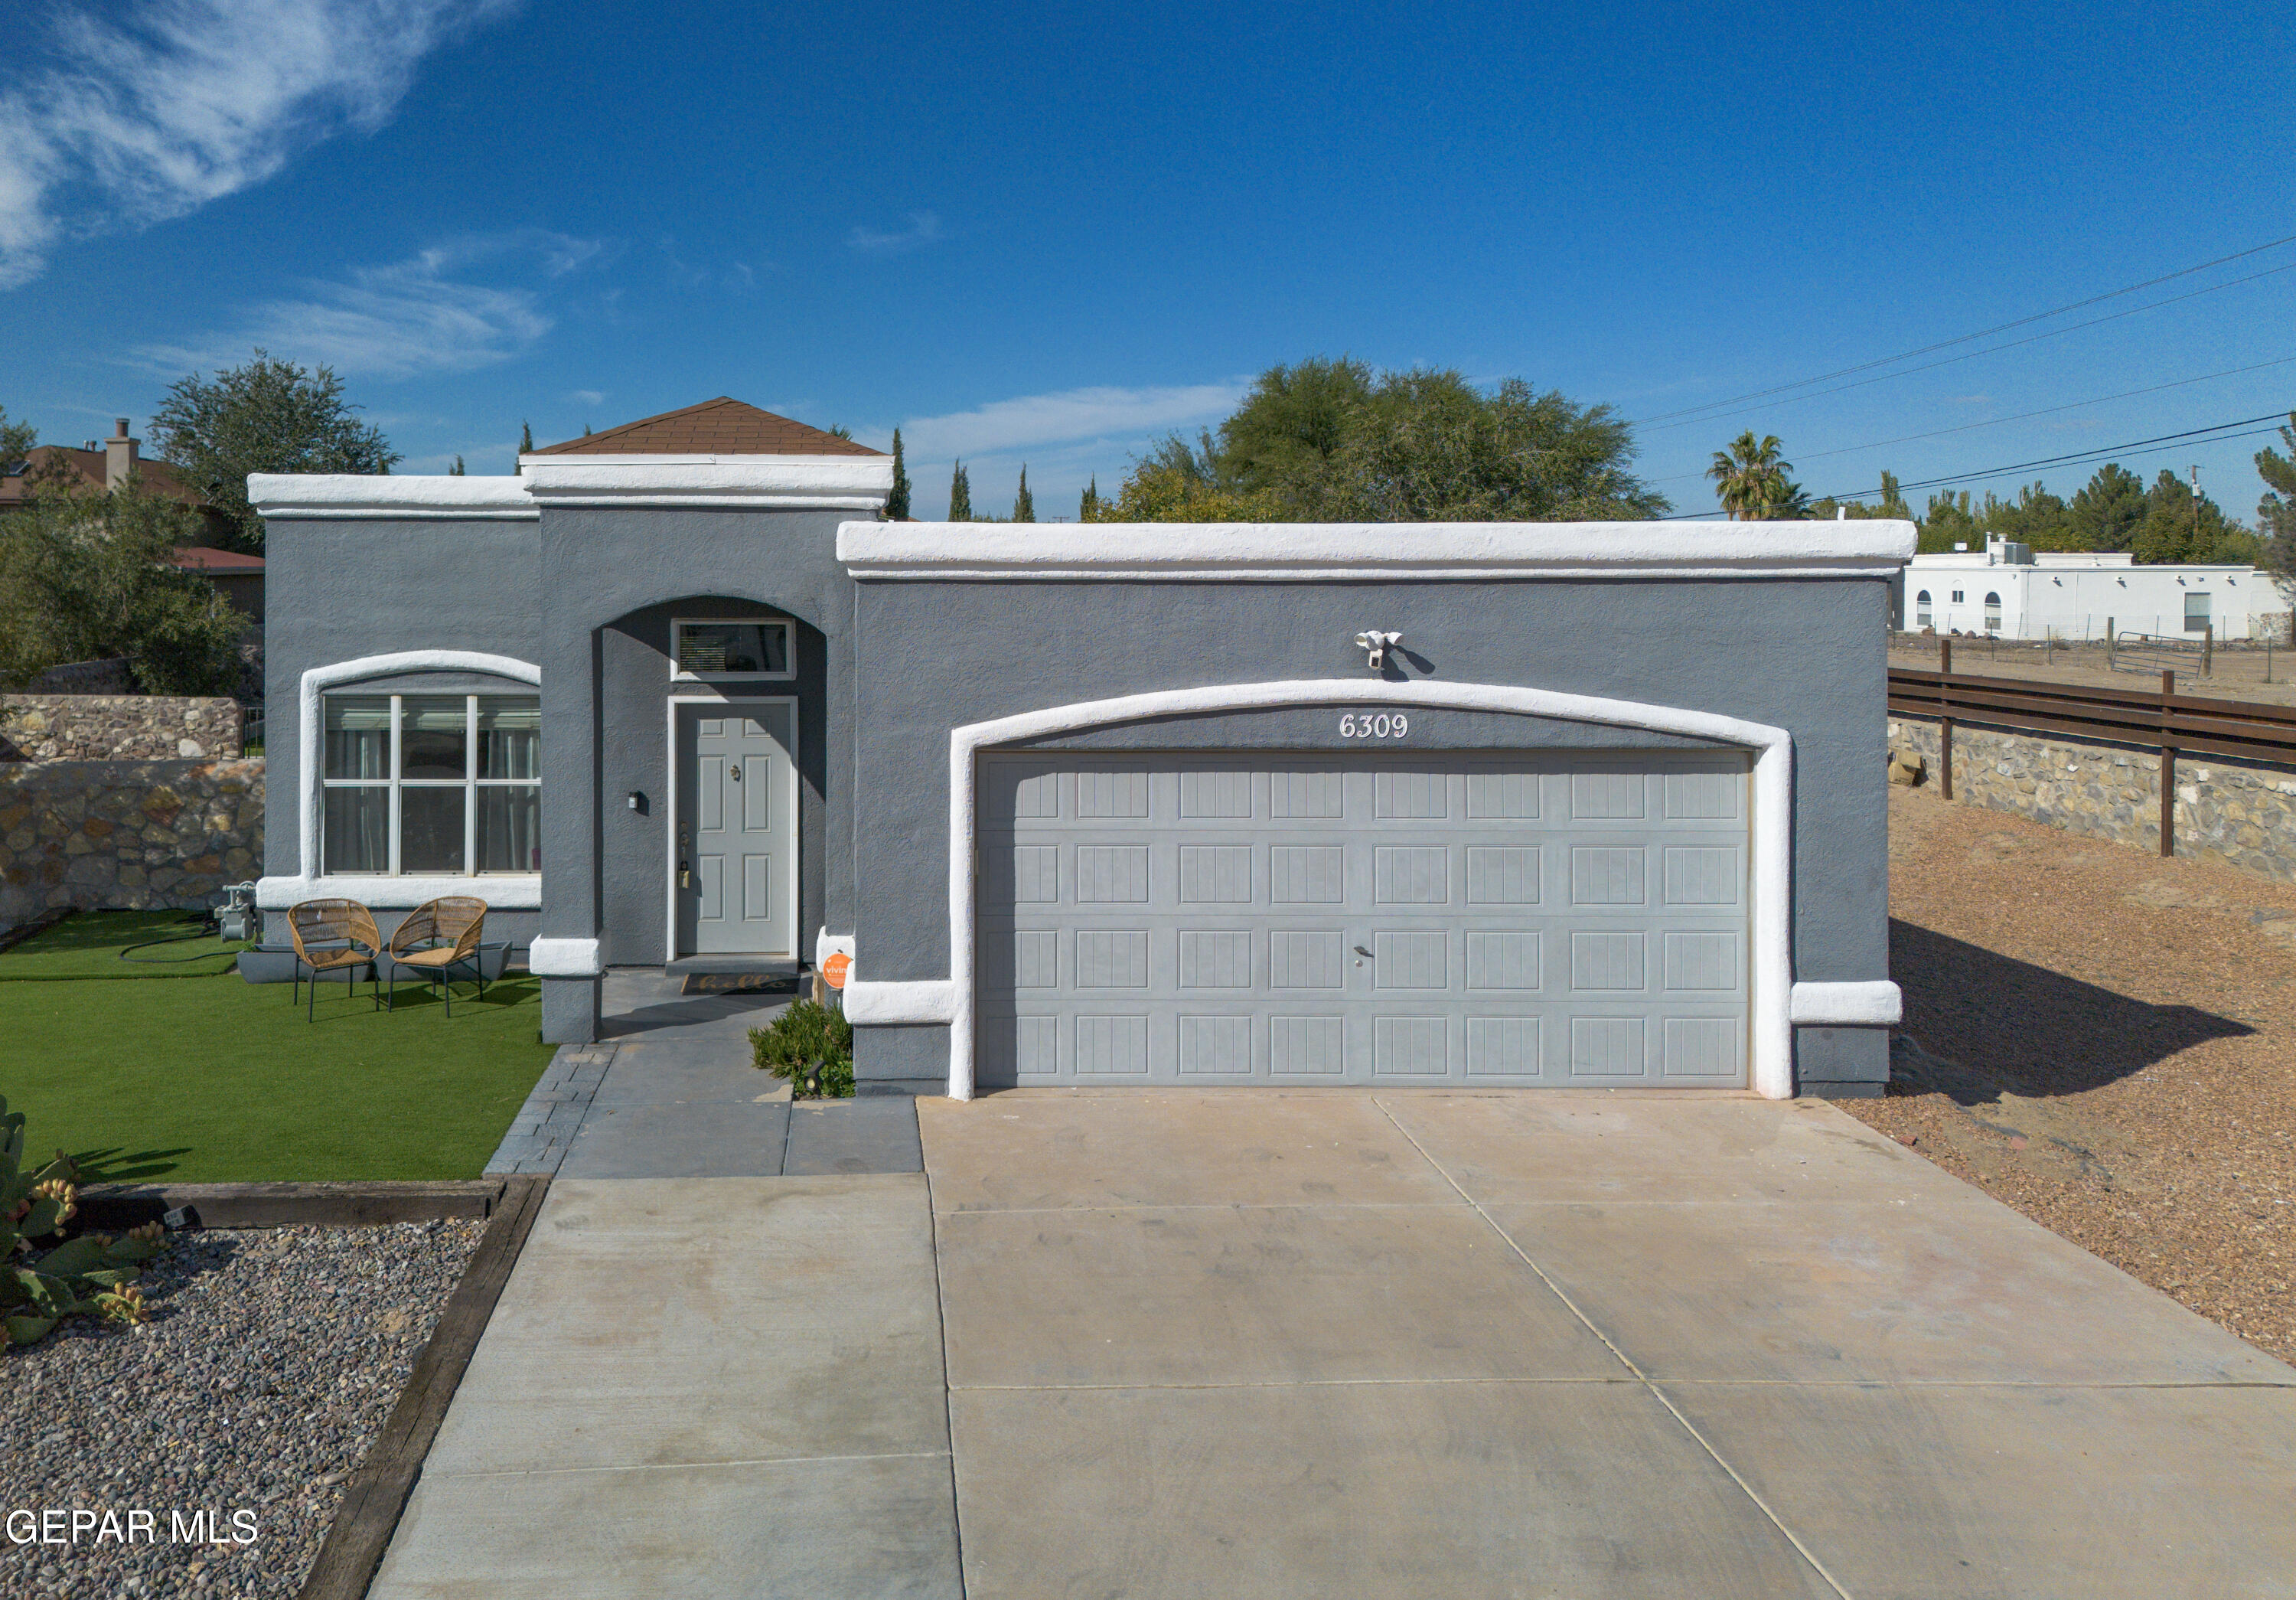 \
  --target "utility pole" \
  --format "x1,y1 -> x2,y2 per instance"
2191,465 -> 2202,557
